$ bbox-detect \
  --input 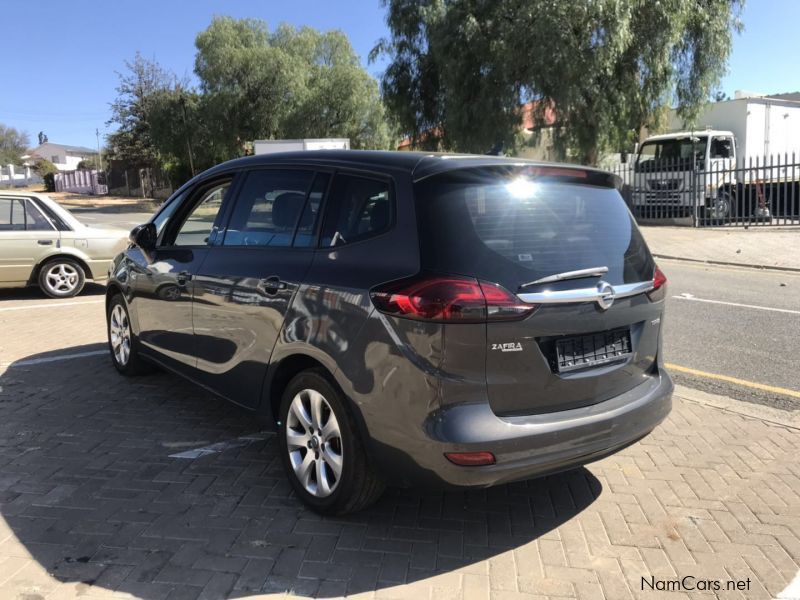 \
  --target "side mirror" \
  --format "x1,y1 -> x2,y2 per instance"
129,223 -> 157,251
